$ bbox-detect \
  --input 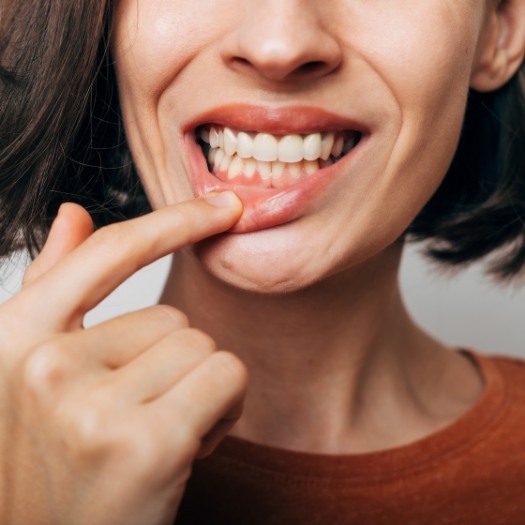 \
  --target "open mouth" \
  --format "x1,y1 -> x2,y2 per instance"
196,125 -> 362,189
